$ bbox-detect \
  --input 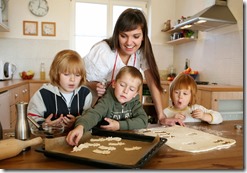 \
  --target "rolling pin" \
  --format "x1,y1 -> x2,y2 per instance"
0,137 -> 43,160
